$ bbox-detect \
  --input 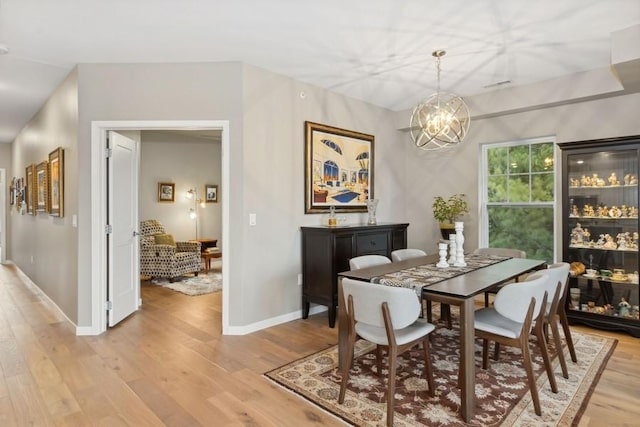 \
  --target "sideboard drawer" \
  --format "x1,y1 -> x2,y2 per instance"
356,232 -> 388,255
